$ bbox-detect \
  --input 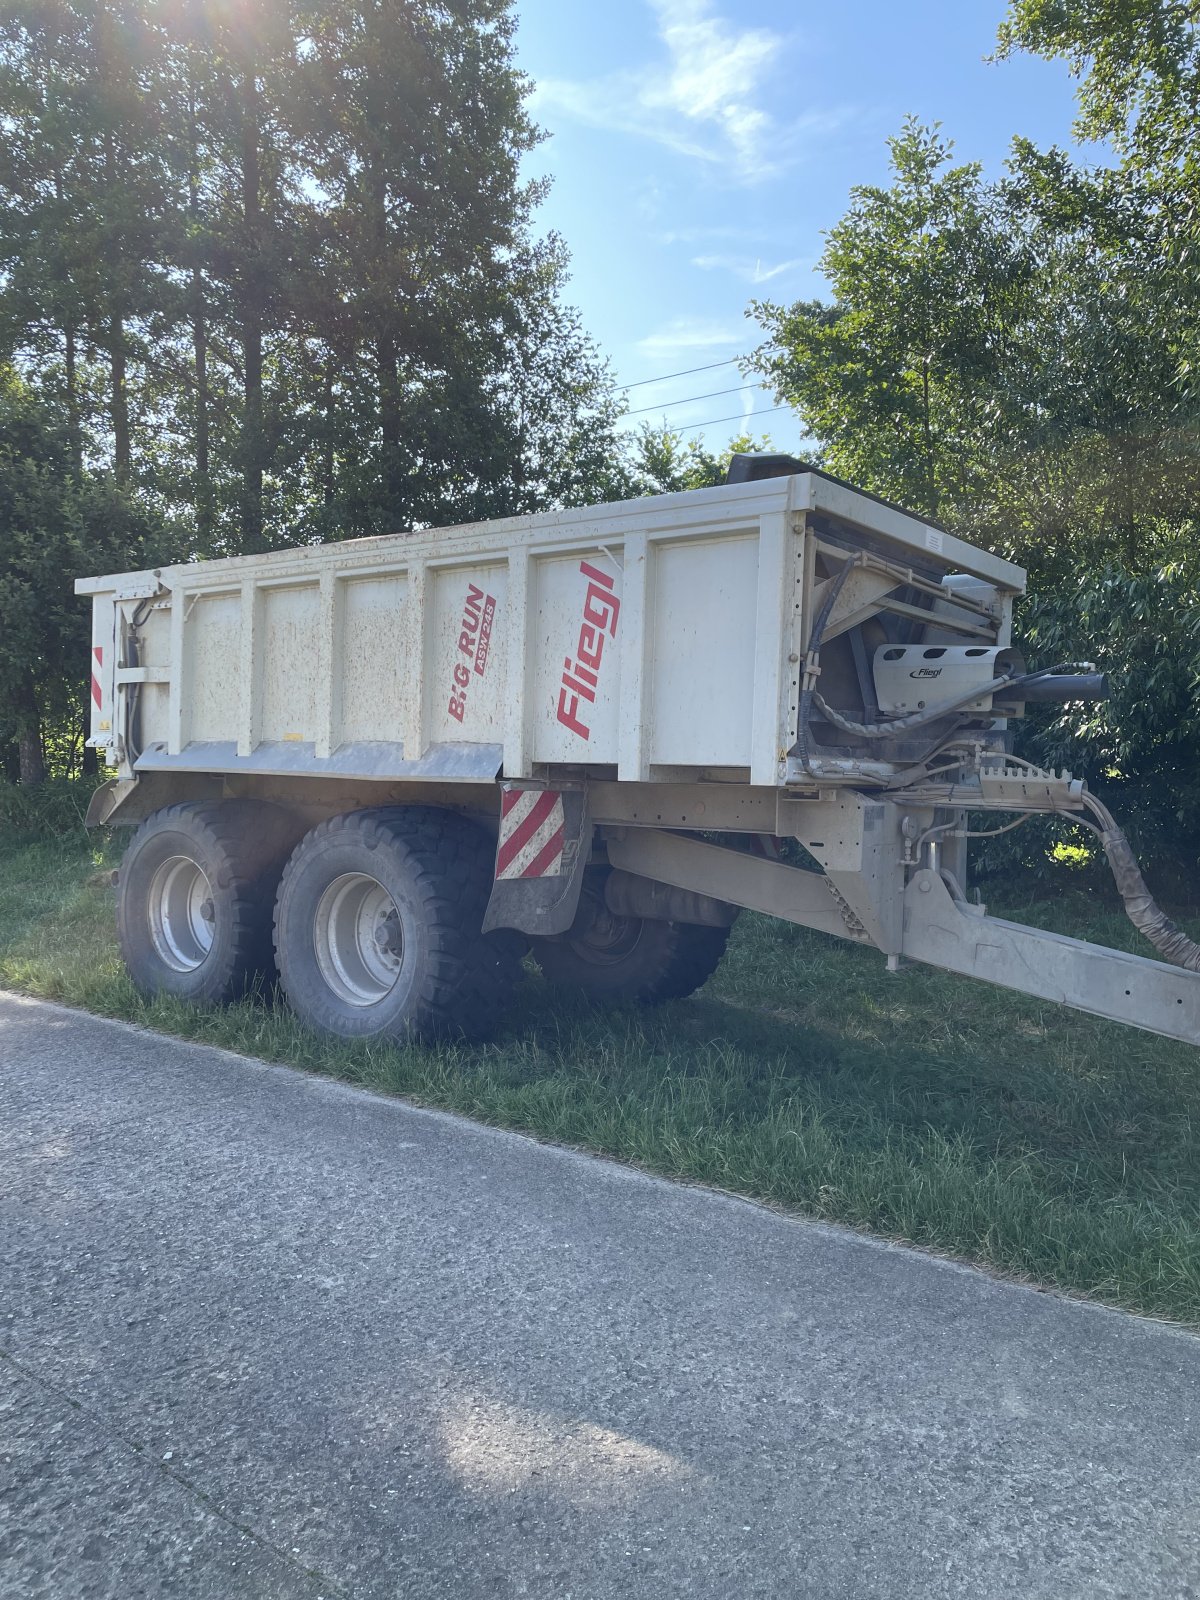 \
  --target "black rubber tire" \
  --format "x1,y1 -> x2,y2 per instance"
273,806 -> 522,1042
533,876 -> 731,1004
117,801 -> 294,1004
